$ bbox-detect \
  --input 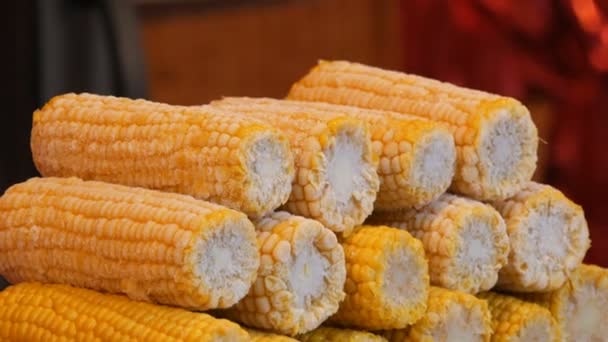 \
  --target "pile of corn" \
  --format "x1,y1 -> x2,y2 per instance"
0,60 -> 605,342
